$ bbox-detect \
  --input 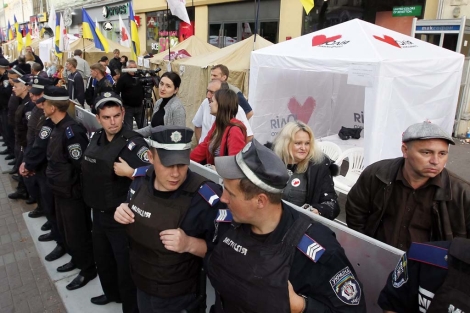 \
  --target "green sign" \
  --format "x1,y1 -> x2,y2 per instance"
392,5 -> 422,17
